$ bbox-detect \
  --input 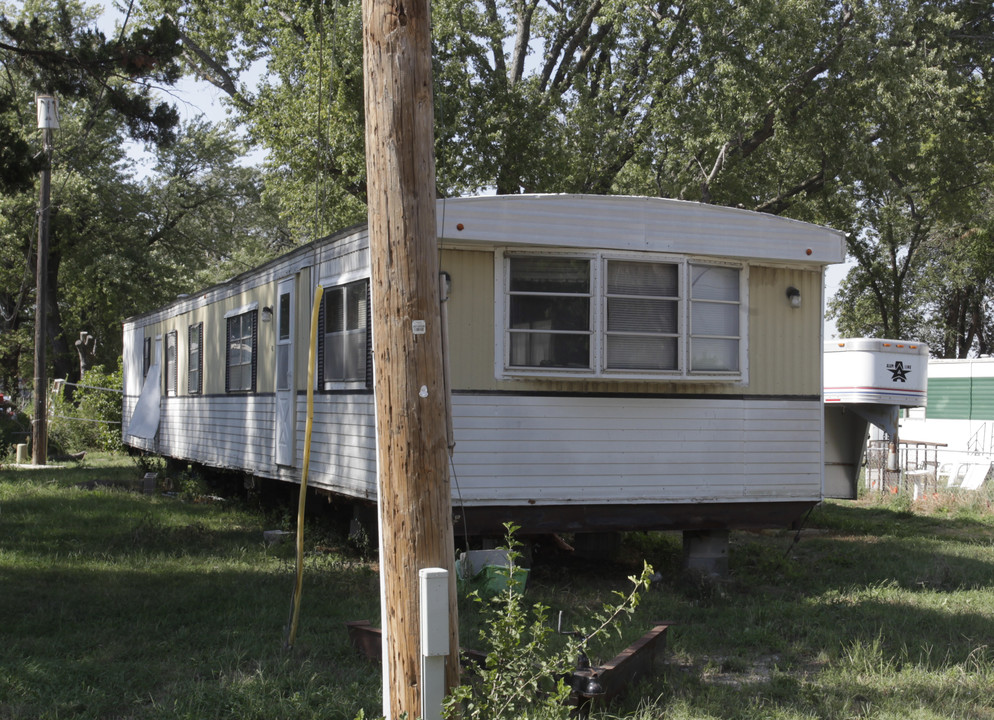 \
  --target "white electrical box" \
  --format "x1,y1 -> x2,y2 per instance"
419,568 -> 449,657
